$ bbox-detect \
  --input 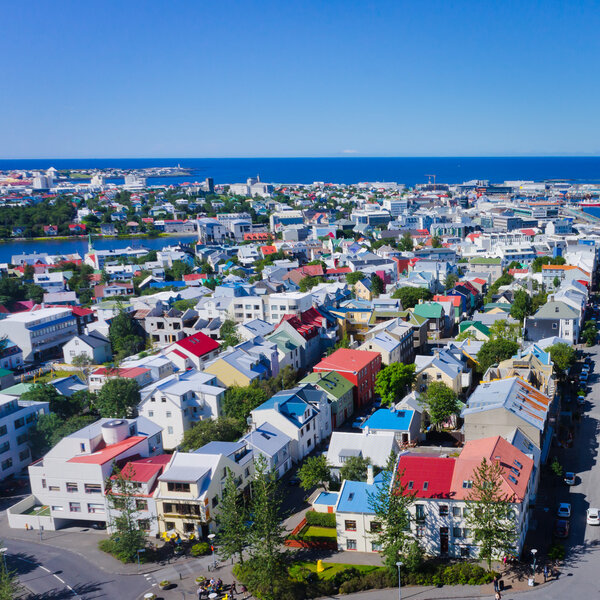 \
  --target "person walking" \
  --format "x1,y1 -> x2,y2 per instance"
543,565 -> 549,582
493,576 -> 499,592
